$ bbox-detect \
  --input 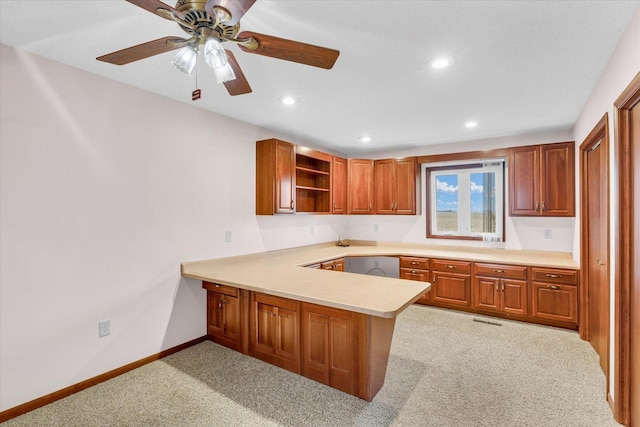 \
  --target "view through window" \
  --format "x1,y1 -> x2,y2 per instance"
427,161 -> 504,240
